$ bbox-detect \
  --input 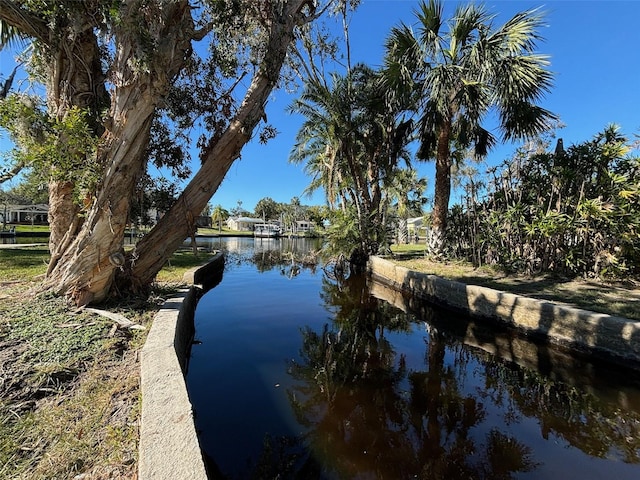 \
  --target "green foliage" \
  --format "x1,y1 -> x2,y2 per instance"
129,176 -> 180,226
254,196 -> 281,220
0,94 -> 98,200
446,125 -> 640,279
210,204 -> 229,232
290,64 -> 414,257
322,206 -> 361,257
0,93 -> 48,177
5,169 -> 49,203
